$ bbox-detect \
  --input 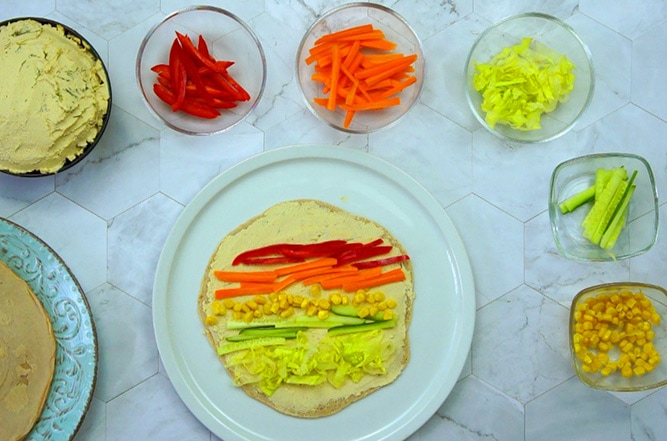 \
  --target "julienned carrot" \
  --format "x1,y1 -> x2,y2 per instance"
340,97 -> 400,111
342,268 -> 406,292
313,24 -> 374,45
273,257 -> 338,276
305,23 -> 417,128
319,267 -> 384,290
215,285 -> 275,299
214,269 -> 276,283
